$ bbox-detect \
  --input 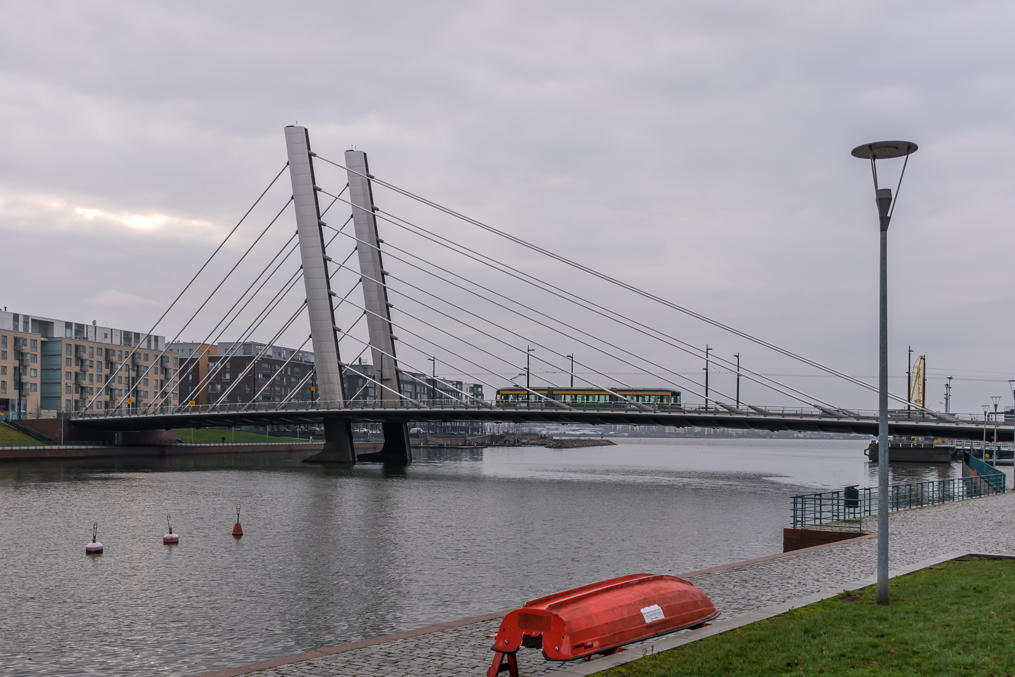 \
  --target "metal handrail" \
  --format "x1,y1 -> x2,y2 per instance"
791,465 -> 1006,530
